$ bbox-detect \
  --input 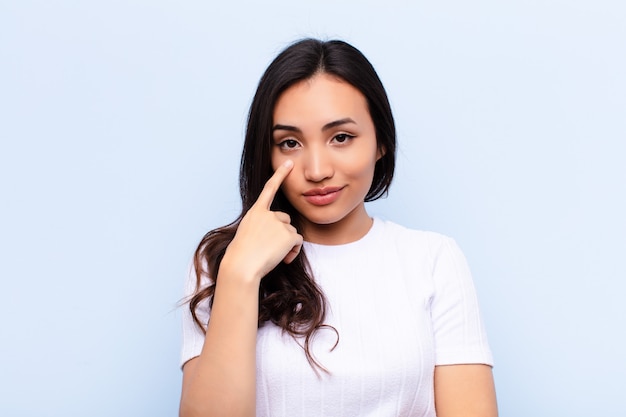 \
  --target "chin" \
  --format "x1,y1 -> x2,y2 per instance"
302,214 -> 341,226
299,207 -> 357,227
